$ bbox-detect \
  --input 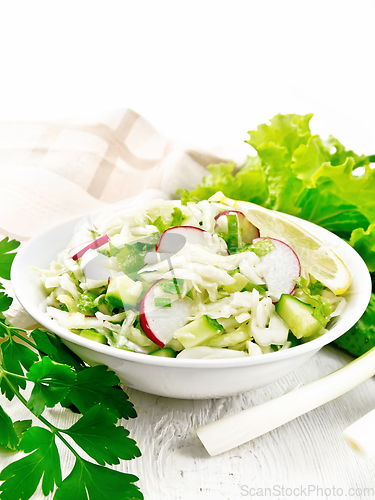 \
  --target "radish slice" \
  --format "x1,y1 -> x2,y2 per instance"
70,235 -> 110,261
156,226 -> 228,256
139,281 -> 191,348
68,241 -> 91,259
214,211 -> 259,244
253,237 -> 300,300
